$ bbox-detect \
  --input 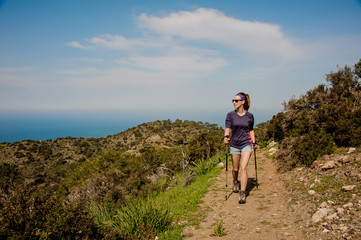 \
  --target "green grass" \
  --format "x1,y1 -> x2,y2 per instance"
212,220 -> 227,236
113,197 -> 173,238
88,202 -> 114,227
156,161 -> 222,239
312,175 -> 359,204
89,153 -> 223,239
191,154 -> 221,176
